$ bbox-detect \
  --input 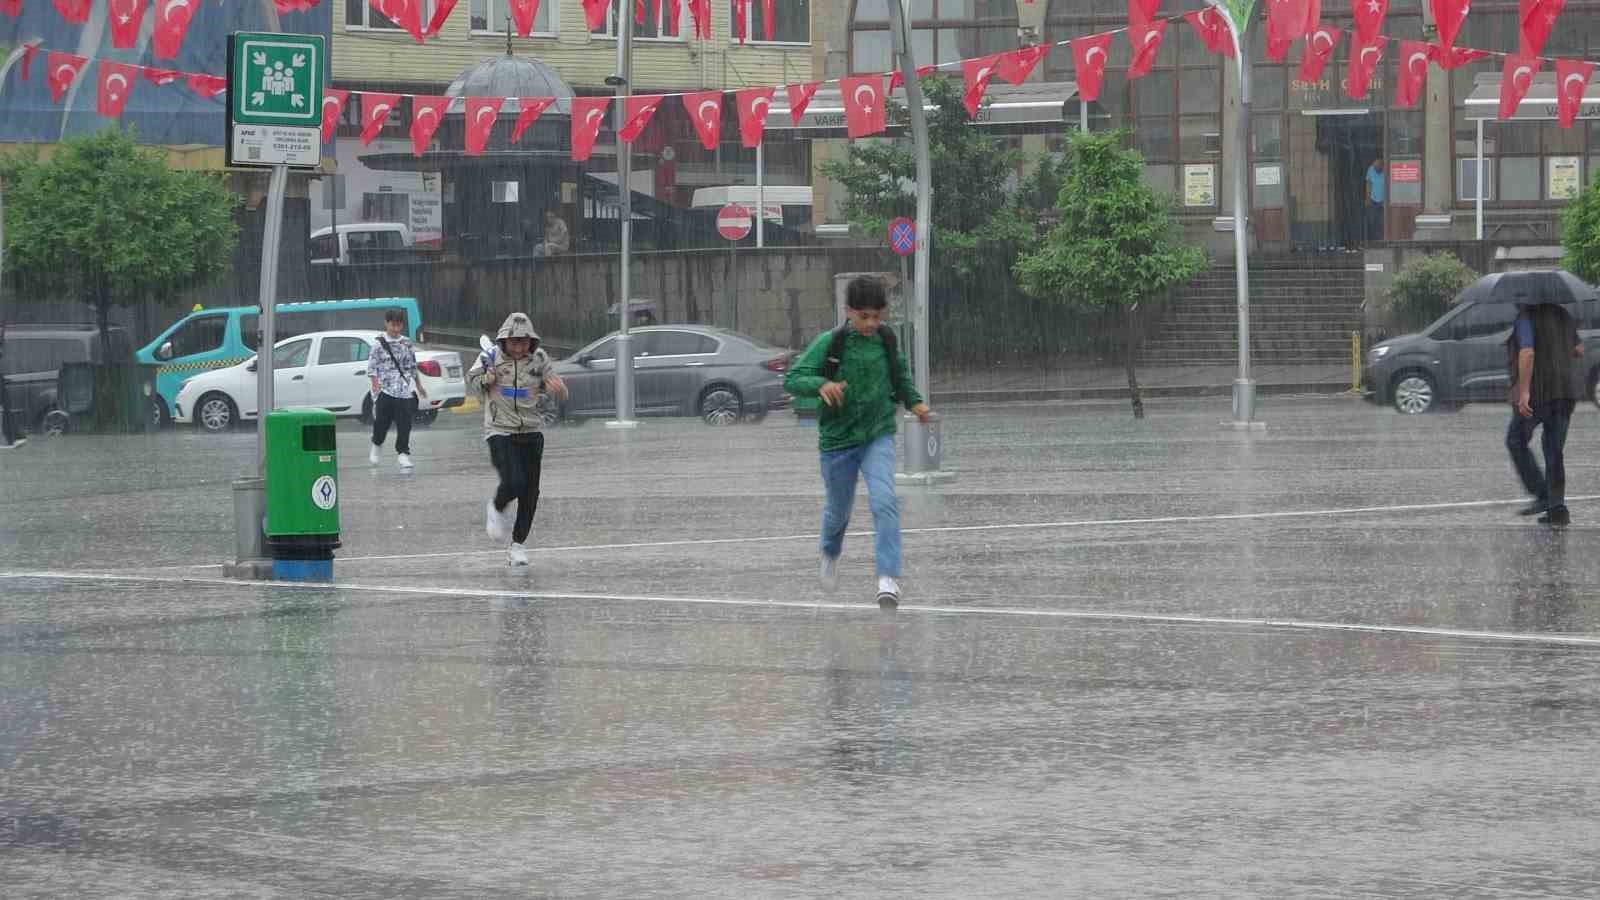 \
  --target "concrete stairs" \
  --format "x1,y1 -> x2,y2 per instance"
1145,257 -> 1366,366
